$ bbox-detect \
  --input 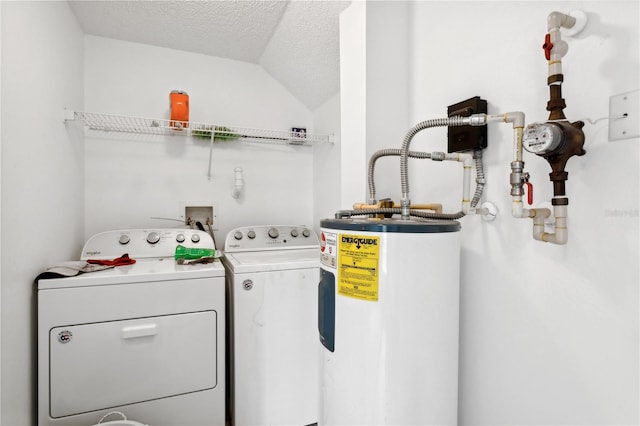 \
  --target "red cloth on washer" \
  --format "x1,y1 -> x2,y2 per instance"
86,254 -> 136,266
